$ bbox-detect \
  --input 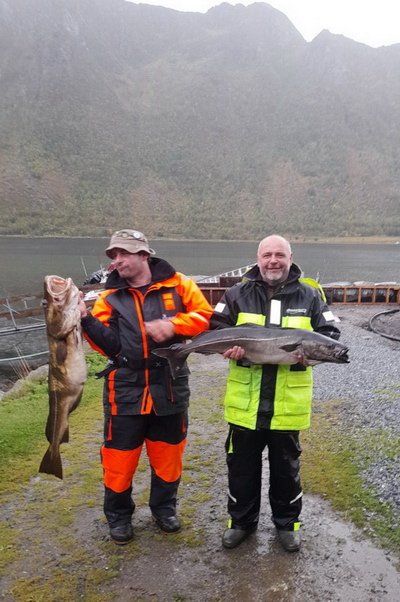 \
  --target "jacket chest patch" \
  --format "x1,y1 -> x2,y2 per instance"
269,299 -> 281,325
162,293 -> 176,311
